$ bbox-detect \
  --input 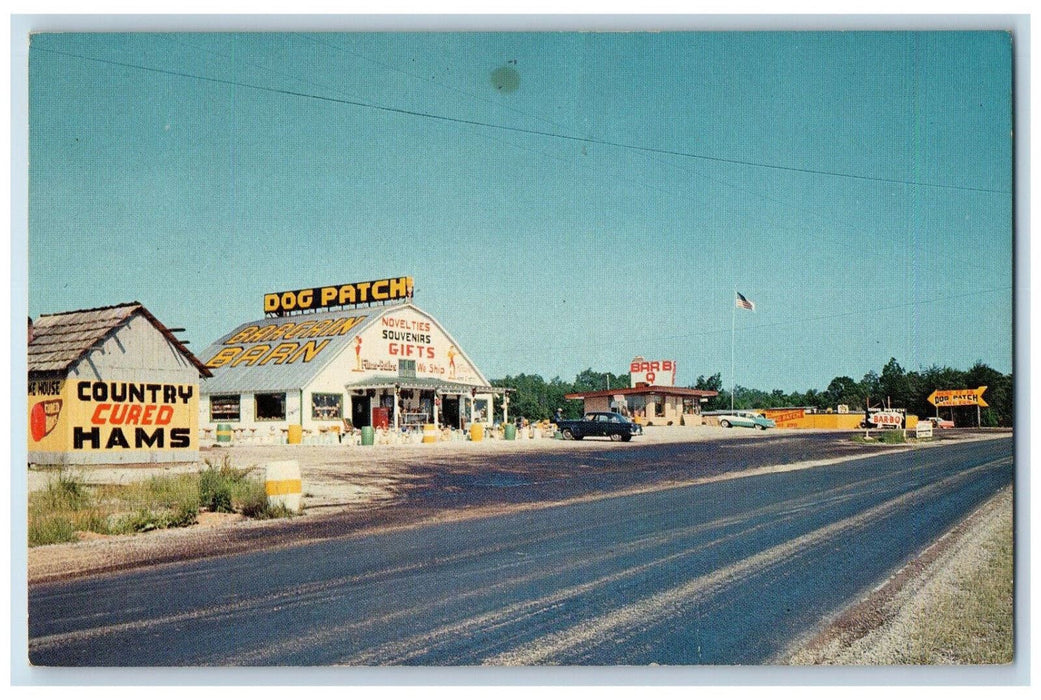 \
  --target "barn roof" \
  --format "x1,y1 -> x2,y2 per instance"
197,302 -> 490,395
28,302 -> 212,377
197,307 -> 376,394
